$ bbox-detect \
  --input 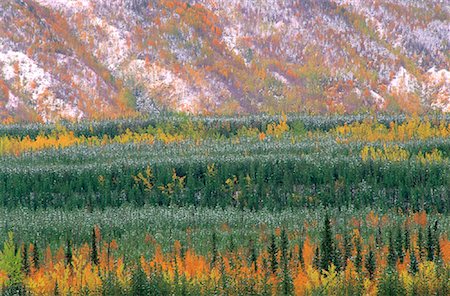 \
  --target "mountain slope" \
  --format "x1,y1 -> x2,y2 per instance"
0,0 -> 449,122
